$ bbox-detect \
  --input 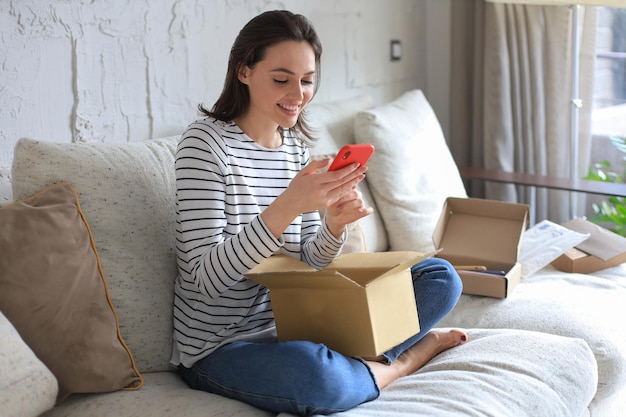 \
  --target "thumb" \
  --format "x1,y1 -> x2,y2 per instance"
302,158 -> 331,174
